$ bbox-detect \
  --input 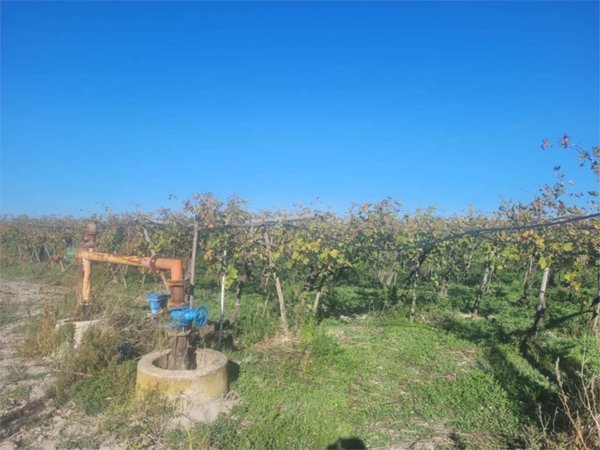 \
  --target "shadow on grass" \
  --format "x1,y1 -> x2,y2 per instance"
195,320 -> 238,351
226,360 -> 240,383
542,310 -> 591,332
326,437 -> 366,450
439,315 -> 581,431
438,314 -> 522,345
319,287 -> 386,320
